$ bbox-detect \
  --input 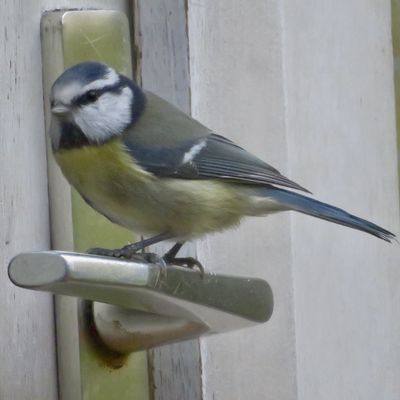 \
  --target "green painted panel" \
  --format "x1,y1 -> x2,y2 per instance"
391,0 -> 400,164
60,10 -> 149,400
